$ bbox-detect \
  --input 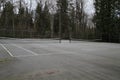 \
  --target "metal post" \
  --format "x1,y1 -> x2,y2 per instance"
59,5 -> 62,43
68,22 -> 72,43
51,14 -> 54,38
12,0 -> 15,38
